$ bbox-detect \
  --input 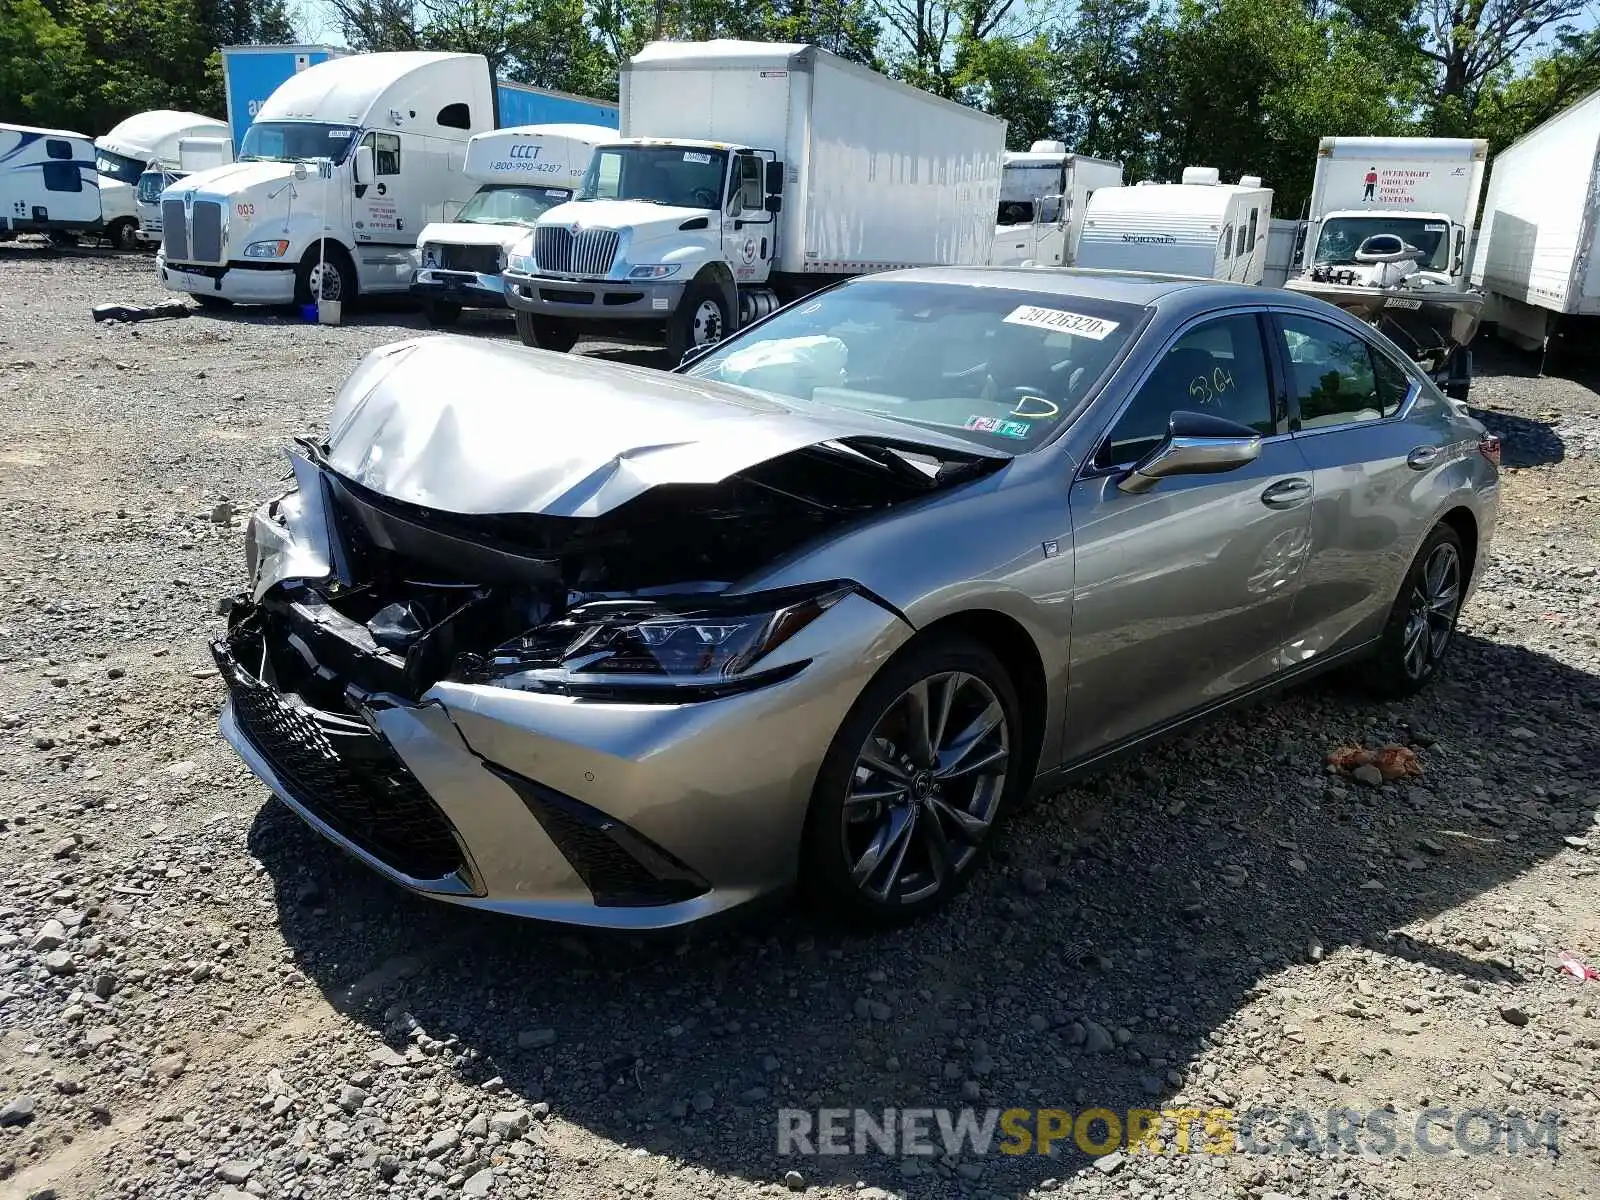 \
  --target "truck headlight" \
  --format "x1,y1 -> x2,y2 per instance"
419,245 -> 436,268
628,264 -> 681,279
507,253 -> 535,274
243,240 -> 290,259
